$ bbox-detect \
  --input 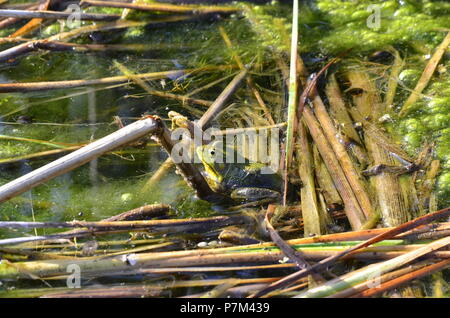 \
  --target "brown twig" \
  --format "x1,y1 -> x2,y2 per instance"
325,73 -> 363,144
0,117 -> 160,203
104,204 -> 170,221
327,259 -> 434,298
